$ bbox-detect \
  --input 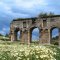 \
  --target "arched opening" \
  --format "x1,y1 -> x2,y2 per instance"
17,31 -> 20,41
30,27 -> 40,43
50,27 -> 59,45
14,27 -> 21,41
